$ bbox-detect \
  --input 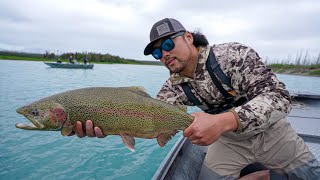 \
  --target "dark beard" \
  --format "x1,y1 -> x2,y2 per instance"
167,48 -> 192,73
167,59 -> 188,73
